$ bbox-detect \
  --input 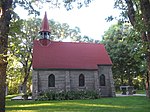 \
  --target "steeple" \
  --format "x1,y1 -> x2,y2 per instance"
39,12 -> 51,39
